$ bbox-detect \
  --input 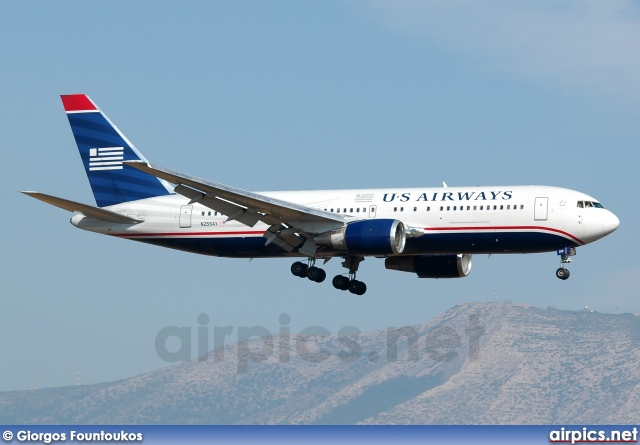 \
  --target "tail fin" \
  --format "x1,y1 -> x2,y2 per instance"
61,94 -> 172,207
